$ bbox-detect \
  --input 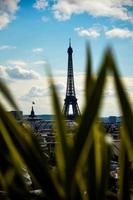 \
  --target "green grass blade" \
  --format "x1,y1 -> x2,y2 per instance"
0,122 -> 30,200
0,78 -> 18,110
93,124 -> 103,187
0,103 -> 61,199
75,129 -> 94,199
50,78 -> 72,197
82,123 -> 112,200
108,52 -> 133,159
85,43 -> 94,102
68,49 -> 111,199
50,79 -> 69,159
119,139 -> 131,200
69,49 -> 116,199
72,49 -> 110,173
99,135 -> 113,200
